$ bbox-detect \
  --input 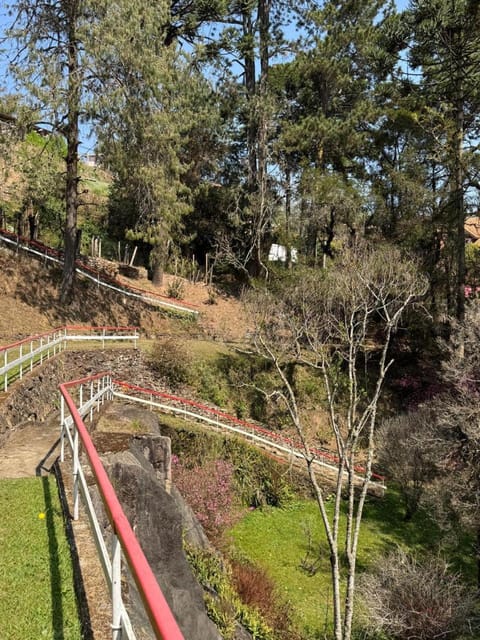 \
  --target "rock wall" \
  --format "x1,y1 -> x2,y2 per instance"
0,348 -> 165,446
99,444 -> 220,640
80,256 -> 119,279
